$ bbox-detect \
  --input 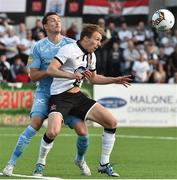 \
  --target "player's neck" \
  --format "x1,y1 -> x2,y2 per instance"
47,33 -> 62,44
77,40 -> 89,54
